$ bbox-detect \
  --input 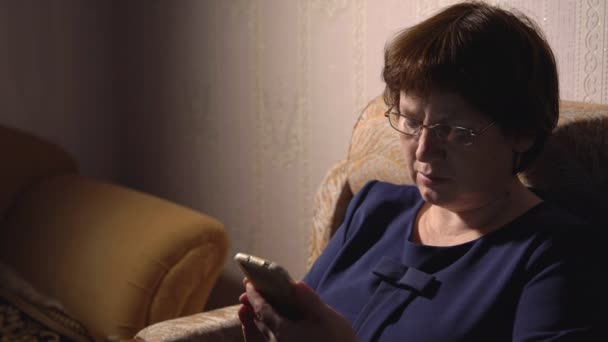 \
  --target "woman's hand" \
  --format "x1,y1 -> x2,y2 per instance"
238,278 -> 358,342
